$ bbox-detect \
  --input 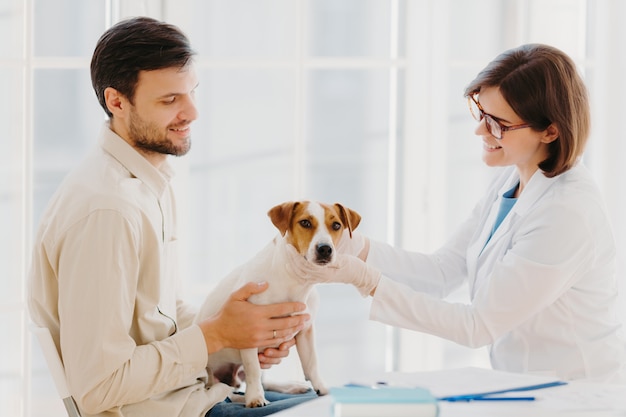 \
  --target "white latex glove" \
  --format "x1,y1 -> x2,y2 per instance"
286,245 -> 381,297
336,229 -> 369,259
